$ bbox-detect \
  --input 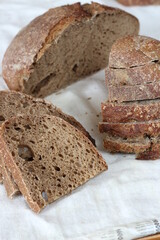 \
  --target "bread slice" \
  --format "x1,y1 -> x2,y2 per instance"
0,115 -> 107,213
108,82 -> 160,102
107,63 -> 160,87
117,0 -> 160,6
103,135 -> 150,154
2,2 -> 139,97
103,134 -> 160,160
0,91 -> 95,198
99,120 -> 160,138
101,99 -> 160,123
